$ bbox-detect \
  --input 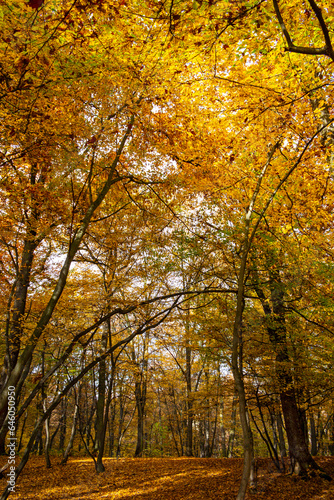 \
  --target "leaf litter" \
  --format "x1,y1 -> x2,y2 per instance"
1,457 -> 334,500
